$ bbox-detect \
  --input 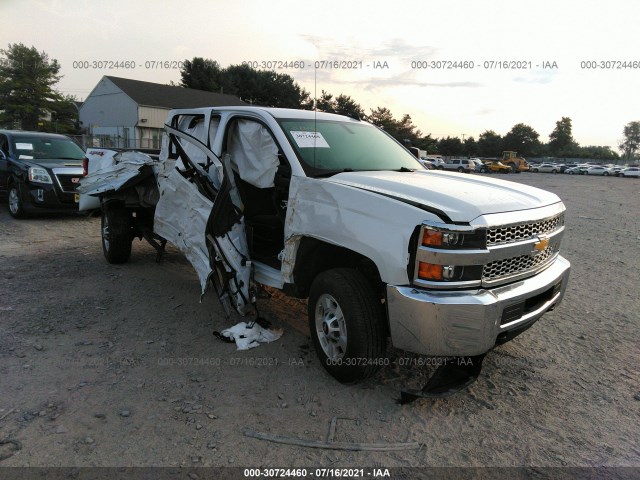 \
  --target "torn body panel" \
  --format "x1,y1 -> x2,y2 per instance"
156,125 -> 252,315
78,151 -> 154,210
153,167 -> 213,292
282,175 -> 438,286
